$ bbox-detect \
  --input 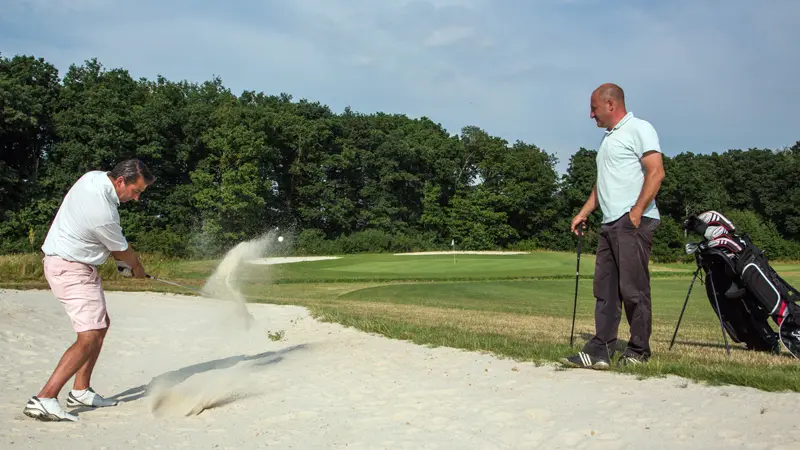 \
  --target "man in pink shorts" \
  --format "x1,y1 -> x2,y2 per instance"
23,159 -> 155,422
